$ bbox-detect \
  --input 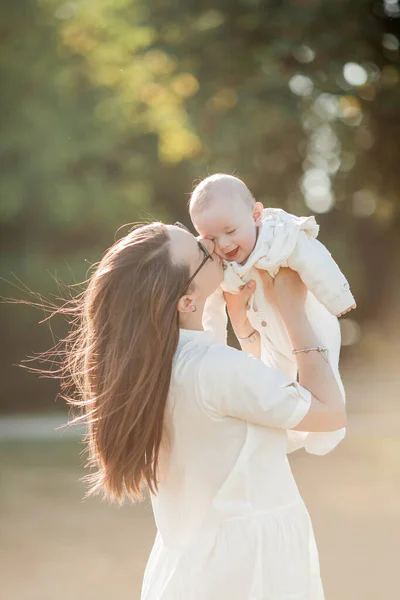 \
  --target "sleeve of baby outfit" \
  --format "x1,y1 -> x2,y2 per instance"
287,230 -> 355,316
202,286 -> 228,344
199,345 -> 311,429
